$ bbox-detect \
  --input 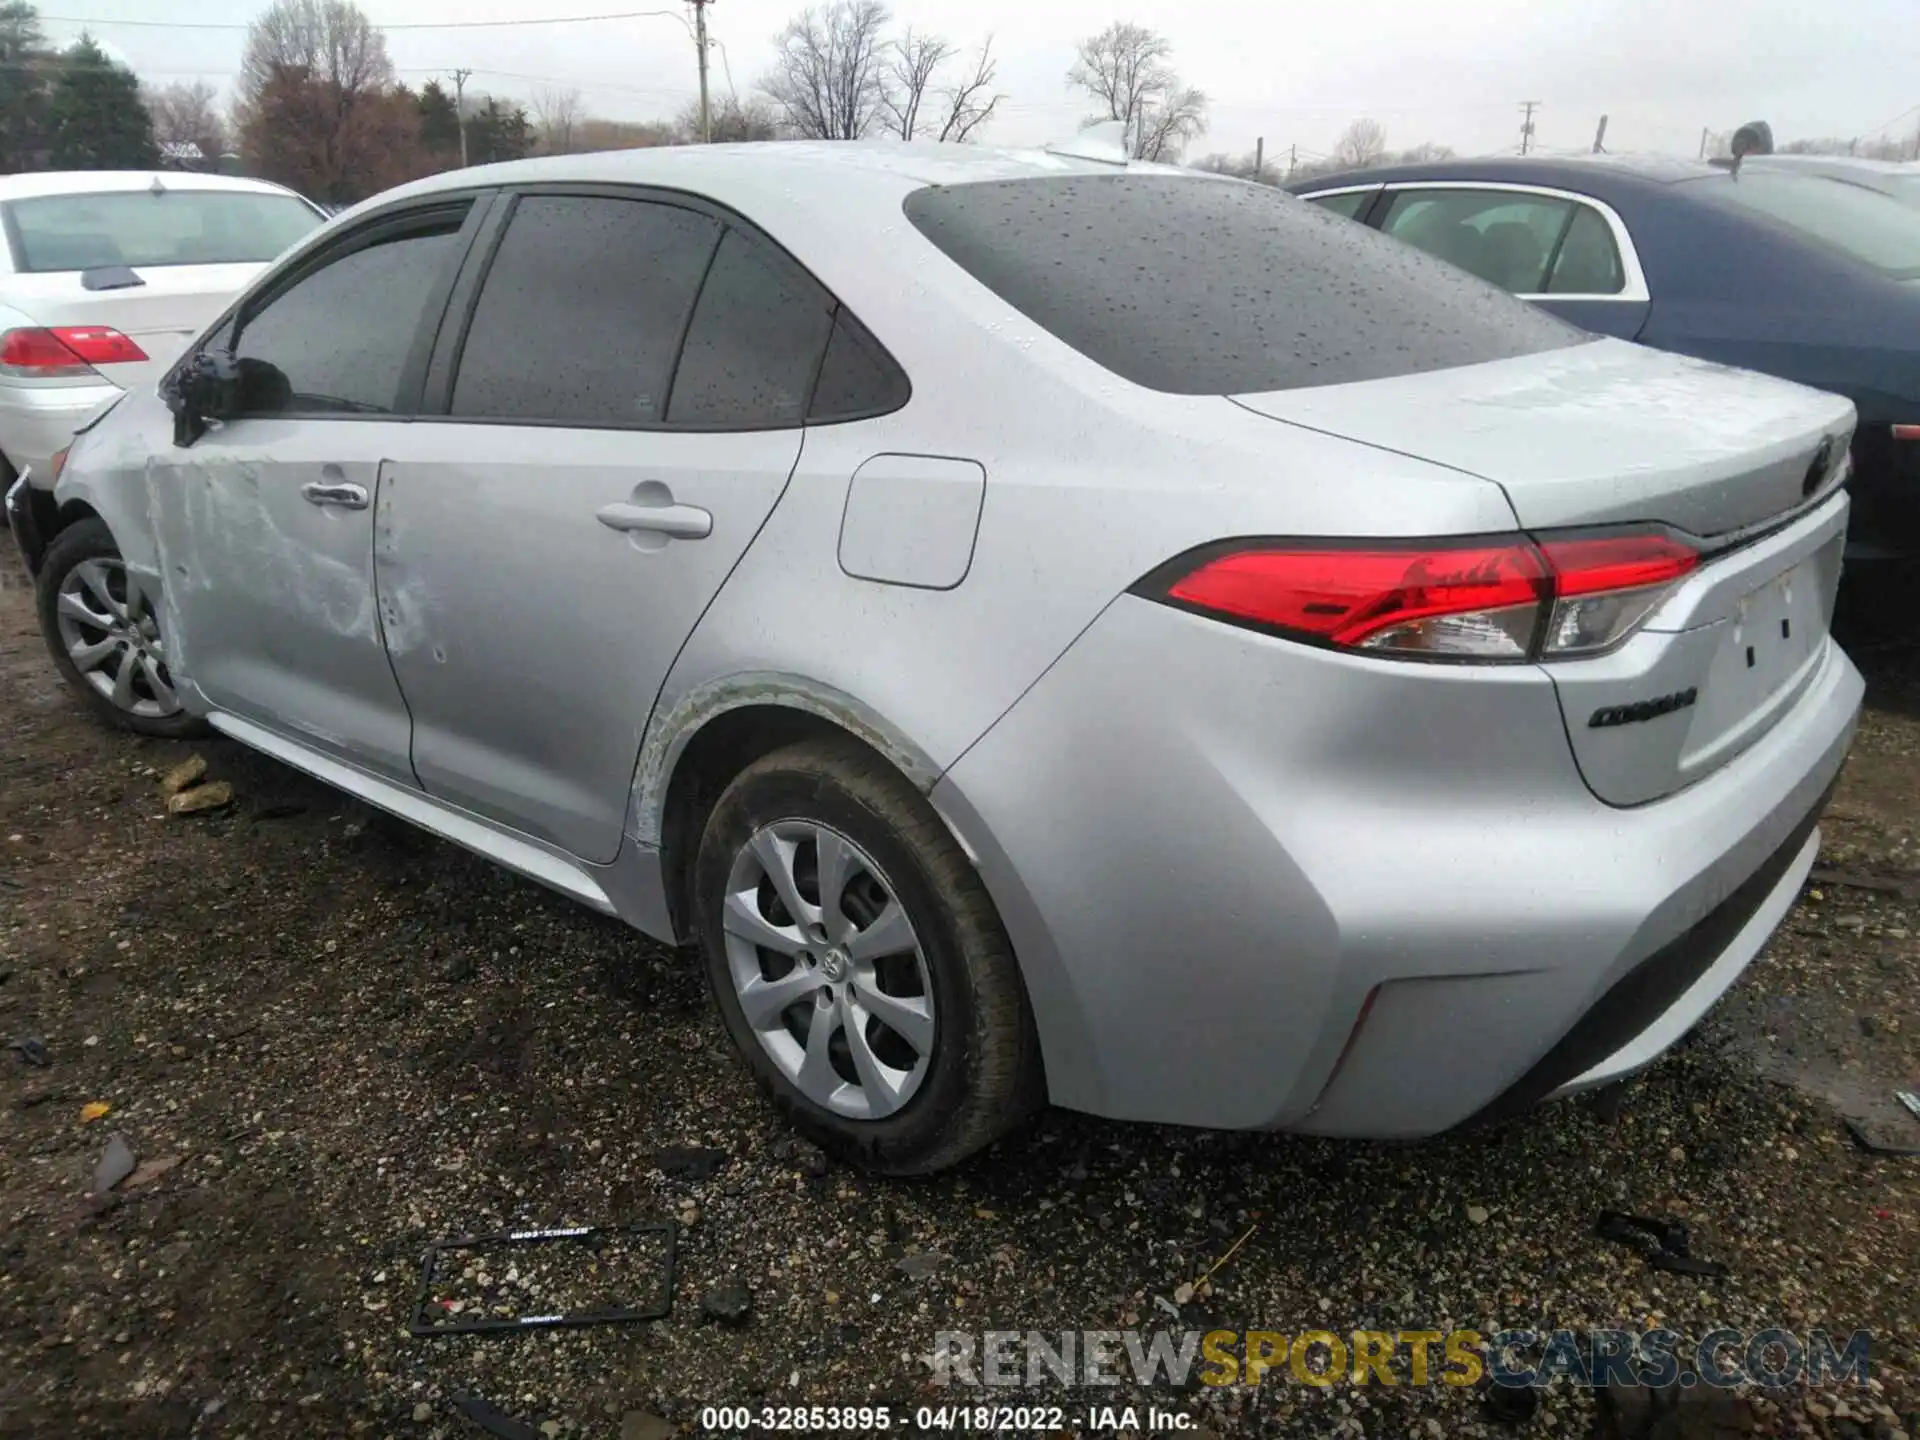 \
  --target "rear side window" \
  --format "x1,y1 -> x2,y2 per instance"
903,175 -> 1583,395
1379,189 -> 1577,294
453,195 -> 720,425
1308,191 -> 1373,220
232,209 -> 467,415
1545,205 -> 1626,295
809,309 -> 911,422
667,227 -> 834,428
